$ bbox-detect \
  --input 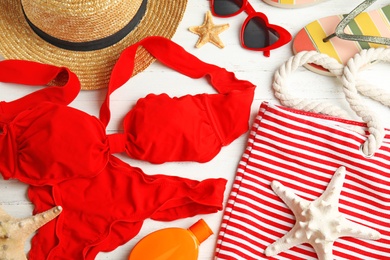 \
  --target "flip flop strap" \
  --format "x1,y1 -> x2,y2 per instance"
334,0 -> 390,45
273,49 -> 390,157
